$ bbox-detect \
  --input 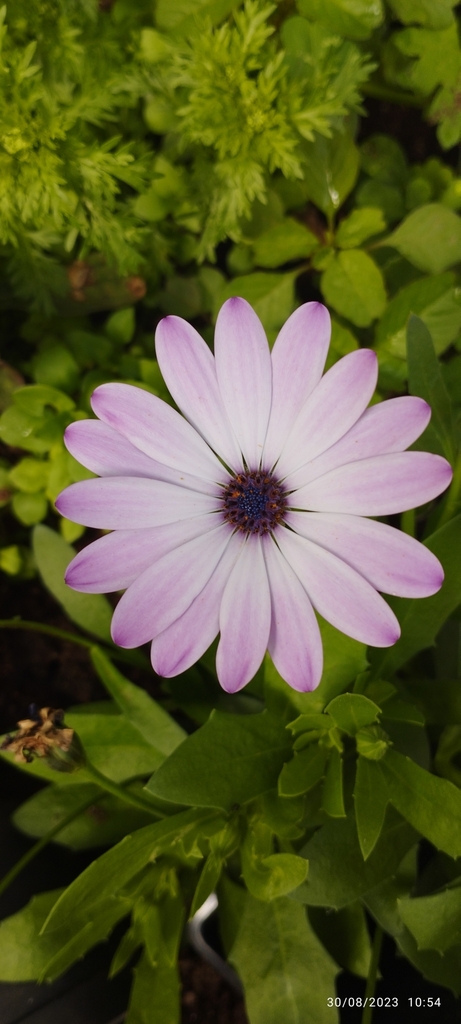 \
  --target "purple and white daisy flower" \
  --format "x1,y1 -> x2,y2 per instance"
56,299 -> 452,693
